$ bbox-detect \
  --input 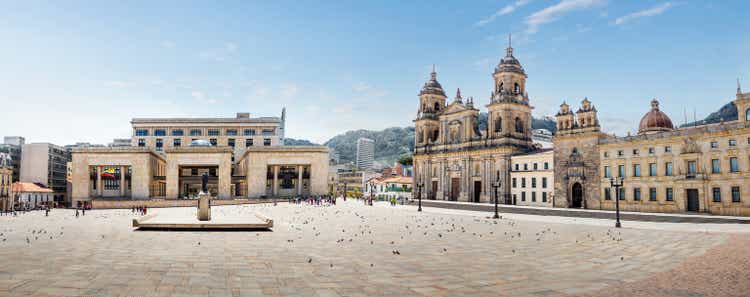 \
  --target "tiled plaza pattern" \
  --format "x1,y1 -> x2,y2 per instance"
0,201 -> 742,297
